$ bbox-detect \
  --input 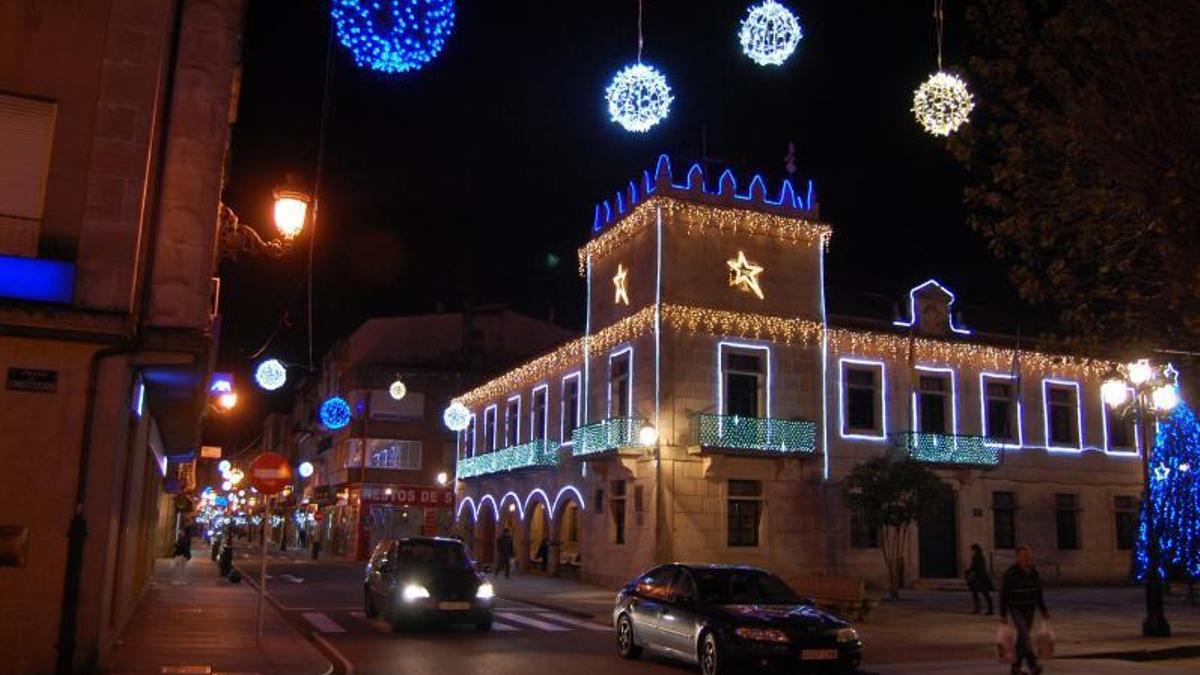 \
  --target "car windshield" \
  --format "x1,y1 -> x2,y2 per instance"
692,568 -> 803,605
396,541 -> 472,570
